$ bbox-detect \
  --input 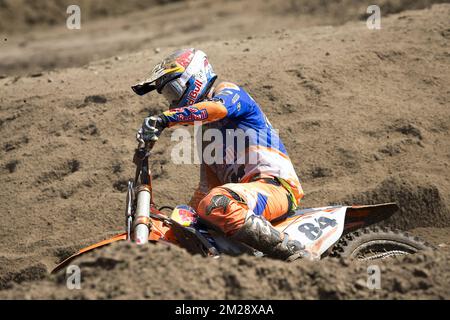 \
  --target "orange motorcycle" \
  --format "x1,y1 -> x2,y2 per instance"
52,133 -> 434,273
